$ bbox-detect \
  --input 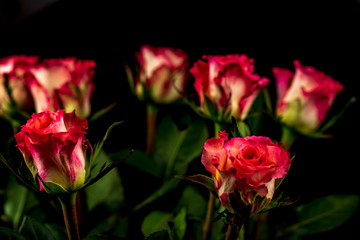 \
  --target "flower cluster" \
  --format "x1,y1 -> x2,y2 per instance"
0,44 -> 352,240
0,56 -> 96,119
